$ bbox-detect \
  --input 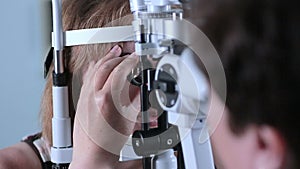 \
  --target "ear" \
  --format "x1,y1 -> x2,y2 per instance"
254,126 -> 286,169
